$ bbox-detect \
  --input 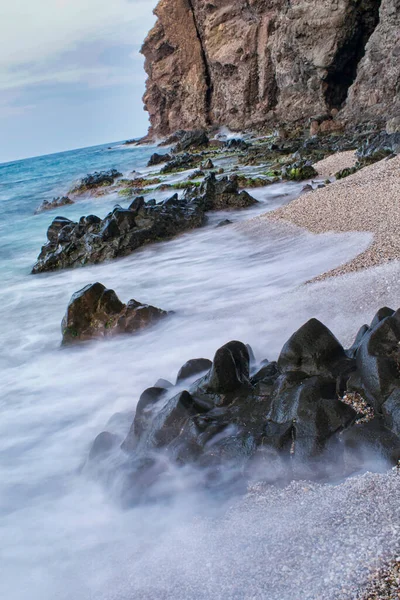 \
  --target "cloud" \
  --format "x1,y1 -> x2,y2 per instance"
0,0 -> 158,162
